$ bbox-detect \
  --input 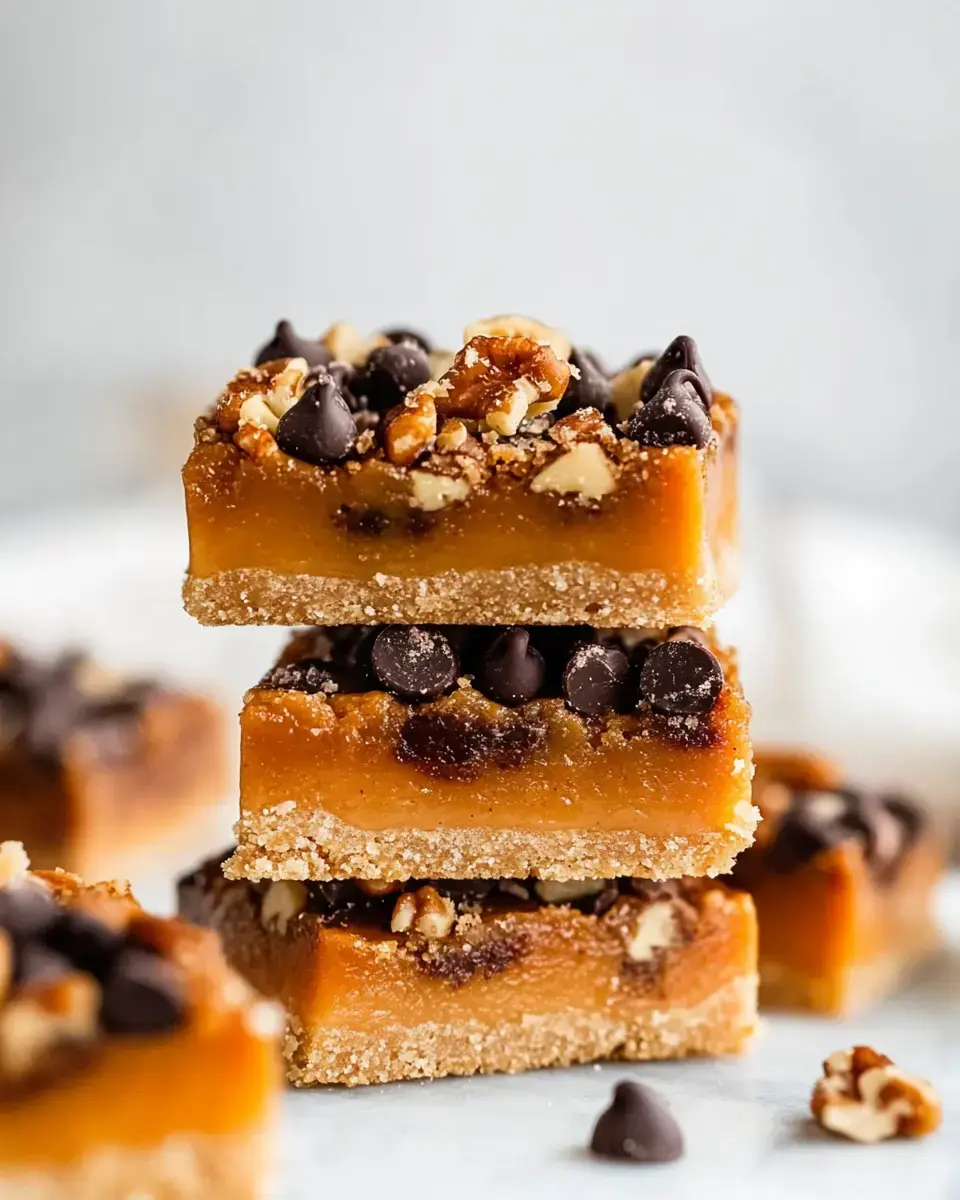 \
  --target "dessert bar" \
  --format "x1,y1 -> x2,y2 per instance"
180,853 -> 758,1086
182,318 -> 738,628
0,842 -> 281,1198
226,624 -> 756,882
0,641 -> 228,877
730,748 -> 942,1013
